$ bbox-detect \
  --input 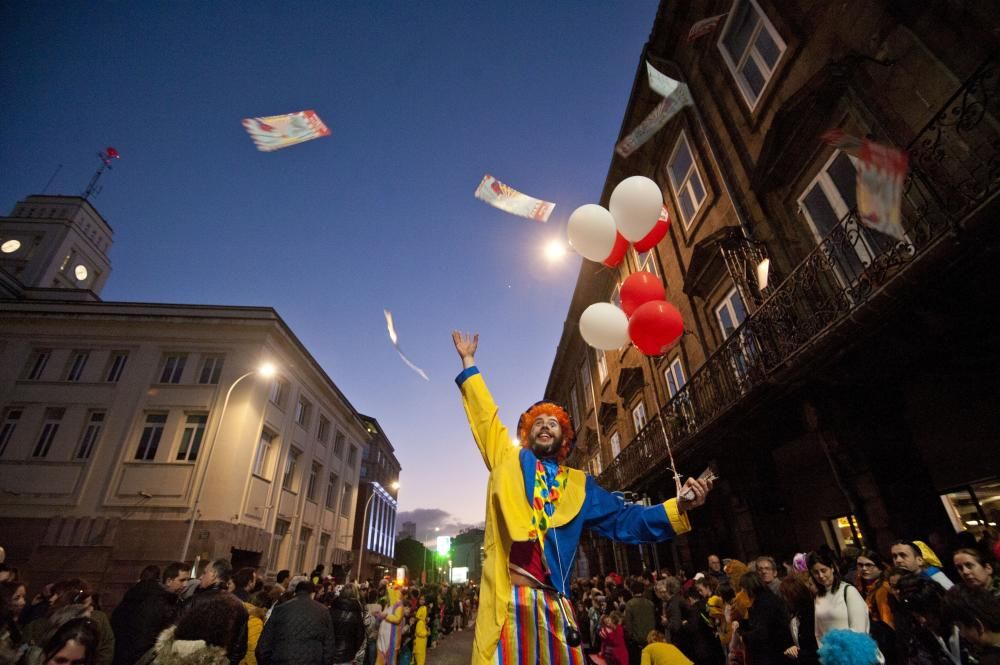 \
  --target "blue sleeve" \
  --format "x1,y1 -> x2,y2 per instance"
582,476 -> 678,543
454,366 -> 480,386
